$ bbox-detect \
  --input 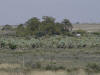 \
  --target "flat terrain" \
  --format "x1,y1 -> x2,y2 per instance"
73,24 -> 100,32
0,48 -> 99,75
0,24 -> 100,75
